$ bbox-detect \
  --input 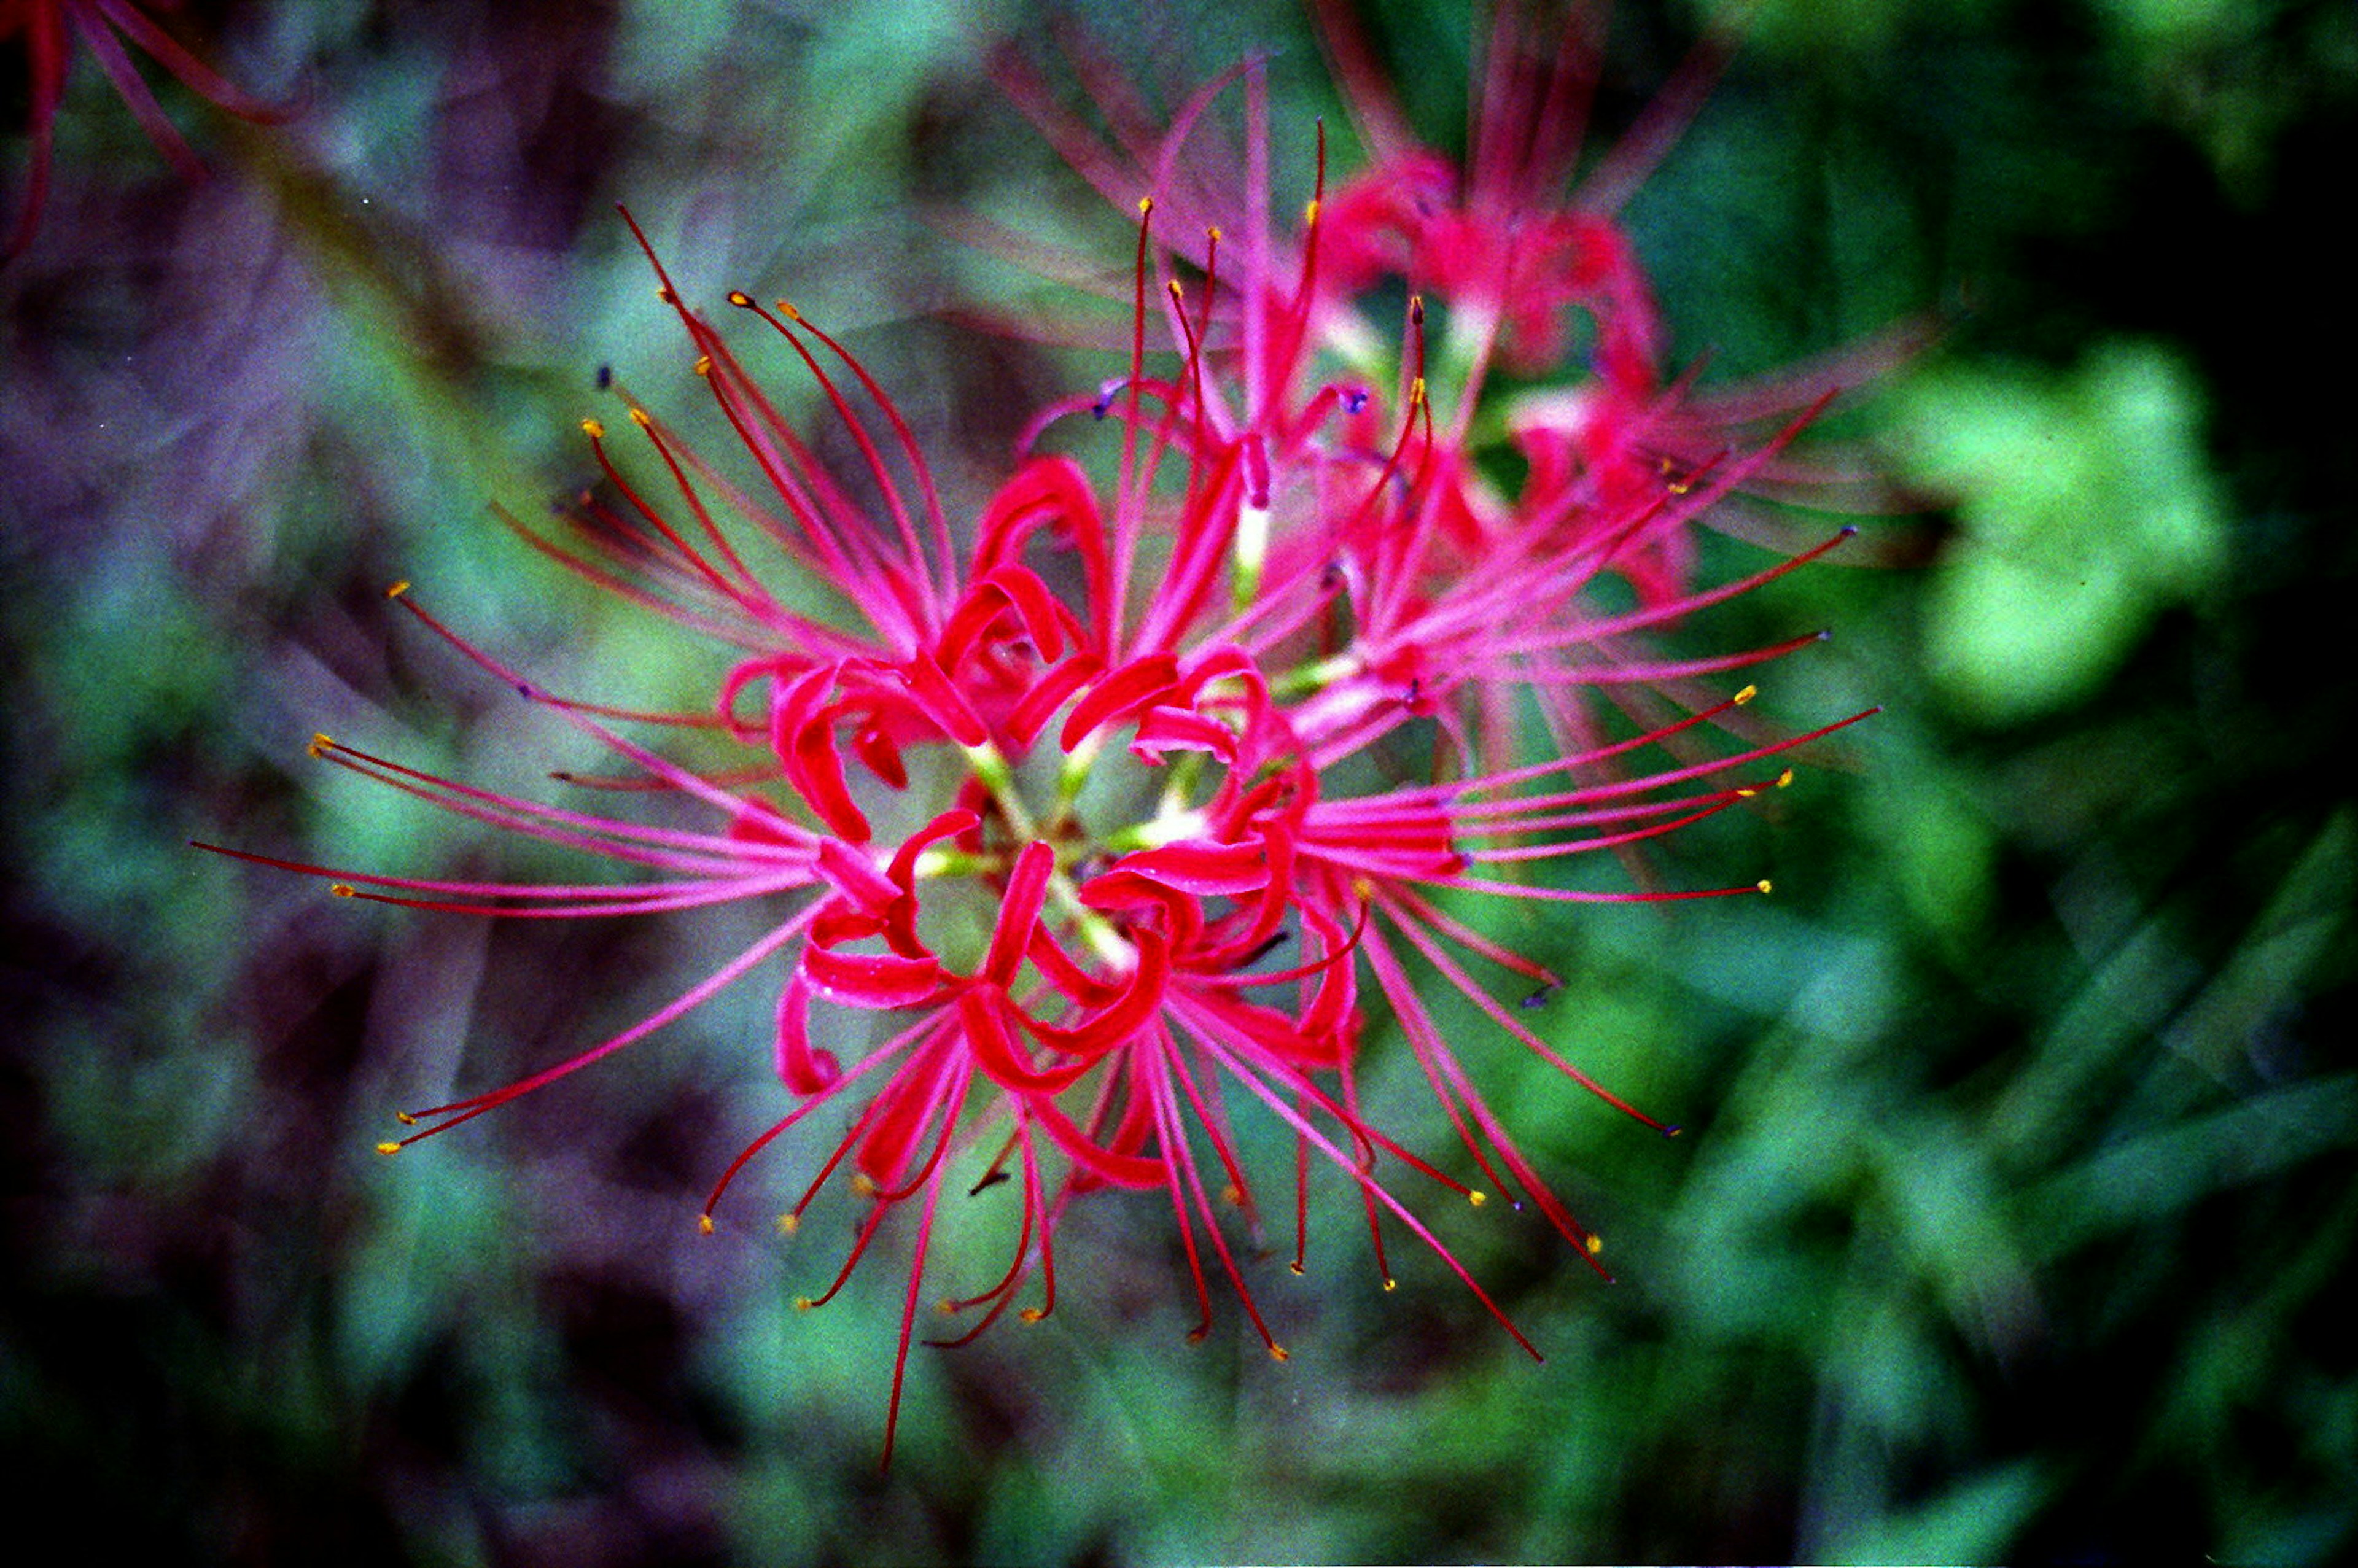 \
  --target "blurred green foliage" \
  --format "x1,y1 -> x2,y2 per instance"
1899,341 -> 2224,723
5,0 -> 2353,1562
